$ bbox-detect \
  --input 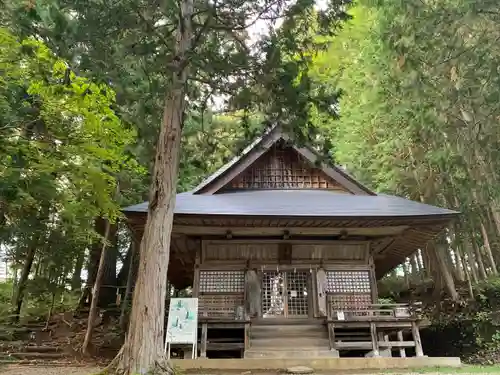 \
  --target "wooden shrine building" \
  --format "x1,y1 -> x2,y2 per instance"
124,126 -> 459,359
